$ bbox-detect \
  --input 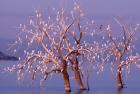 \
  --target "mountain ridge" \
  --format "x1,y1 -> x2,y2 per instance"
0,51 -> 18,61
